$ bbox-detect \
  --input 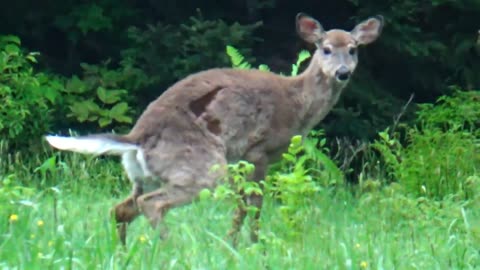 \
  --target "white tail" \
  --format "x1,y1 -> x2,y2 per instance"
45,135 -> 138,155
